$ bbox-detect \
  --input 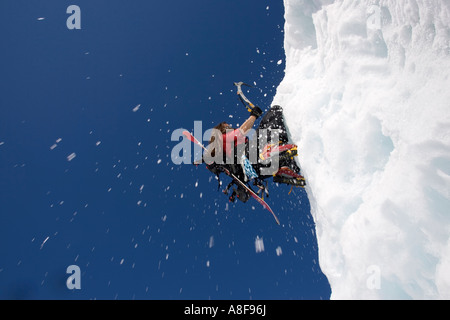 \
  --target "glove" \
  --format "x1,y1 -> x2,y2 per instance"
250,106 -> 263,119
